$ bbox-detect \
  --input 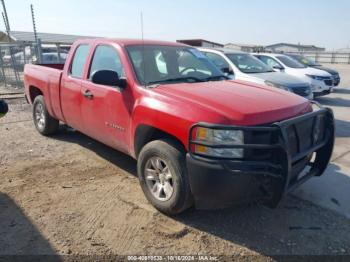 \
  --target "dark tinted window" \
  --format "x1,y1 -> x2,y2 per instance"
257,55 -> 282,68
204,52 -> 230,71
276,55 -> 306,68
89,45 -> 124,79
288,54 -> 319,66
70,45 -> 90,78
226,53 -> 273,73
